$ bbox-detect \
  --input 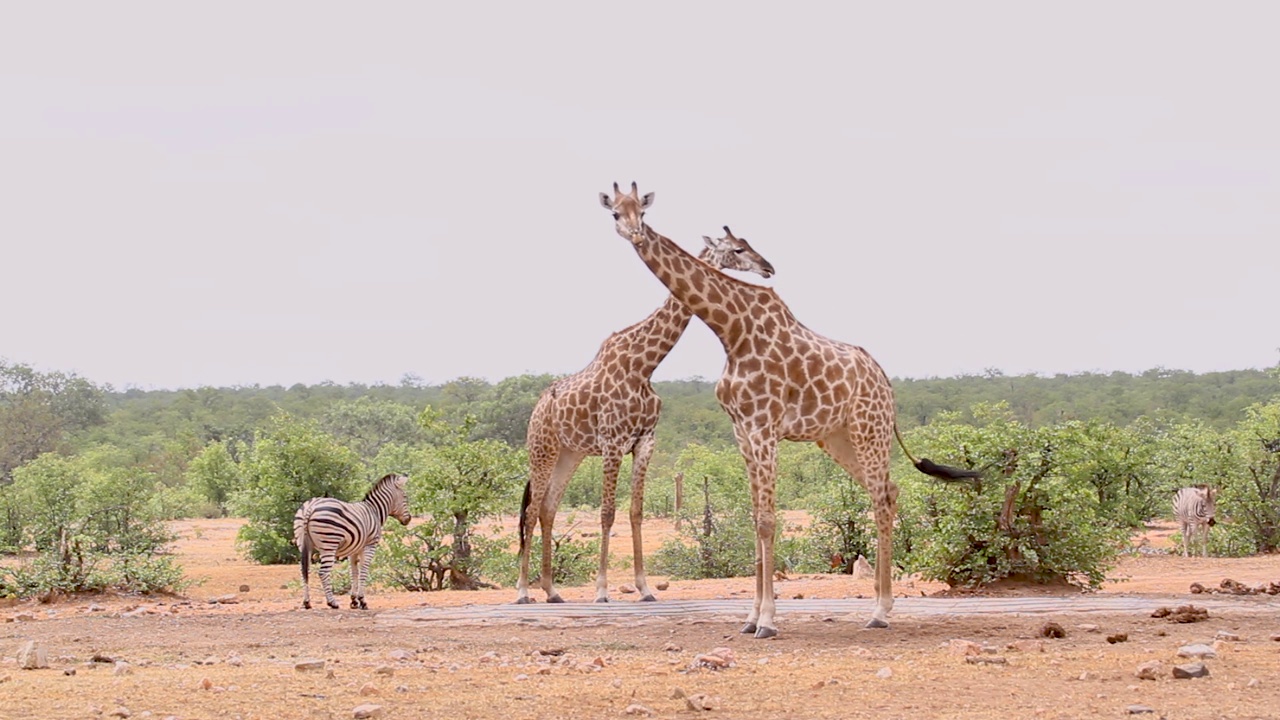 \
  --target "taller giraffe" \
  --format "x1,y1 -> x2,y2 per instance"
599,182 -> 979,637
515,223 -> 776,605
